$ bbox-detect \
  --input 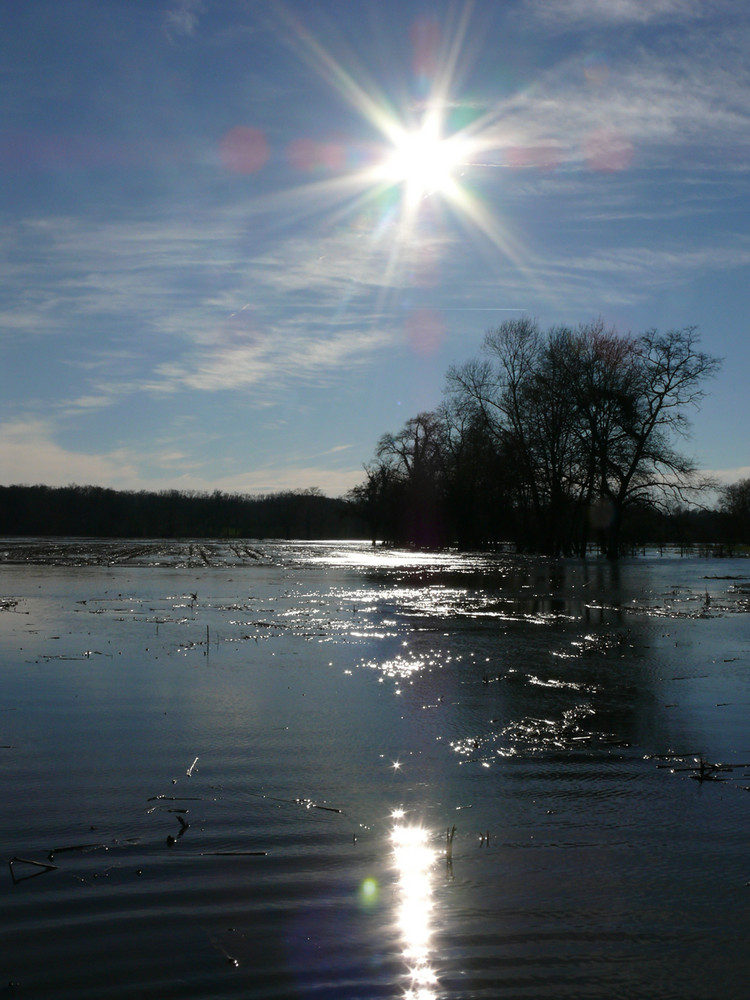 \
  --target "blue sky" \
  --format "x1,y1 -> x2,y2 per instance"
1,0 -> 748,497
